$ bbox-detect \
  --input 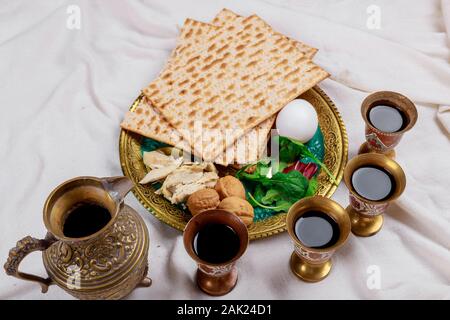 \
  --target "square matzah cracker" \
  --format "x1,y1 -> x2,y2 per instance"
162,15 -> 275,164
121,97 -> 270,165
122,14 -> 273,165
212,9 -> 317,59
166,11 -> 316,76
121,97 -> 188,150
125,10 -> 319,164
162,16 -> 275,165
144,15 -> 329,161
